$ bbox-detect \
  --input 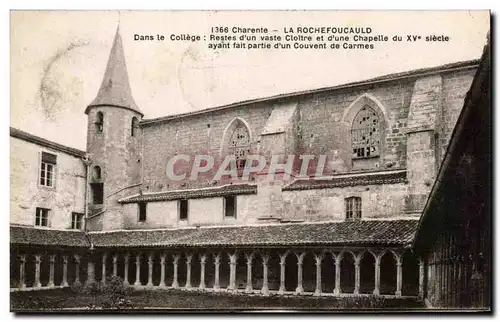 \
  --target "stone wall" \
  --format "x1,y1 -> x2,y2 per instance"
10,137 -> 86,229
